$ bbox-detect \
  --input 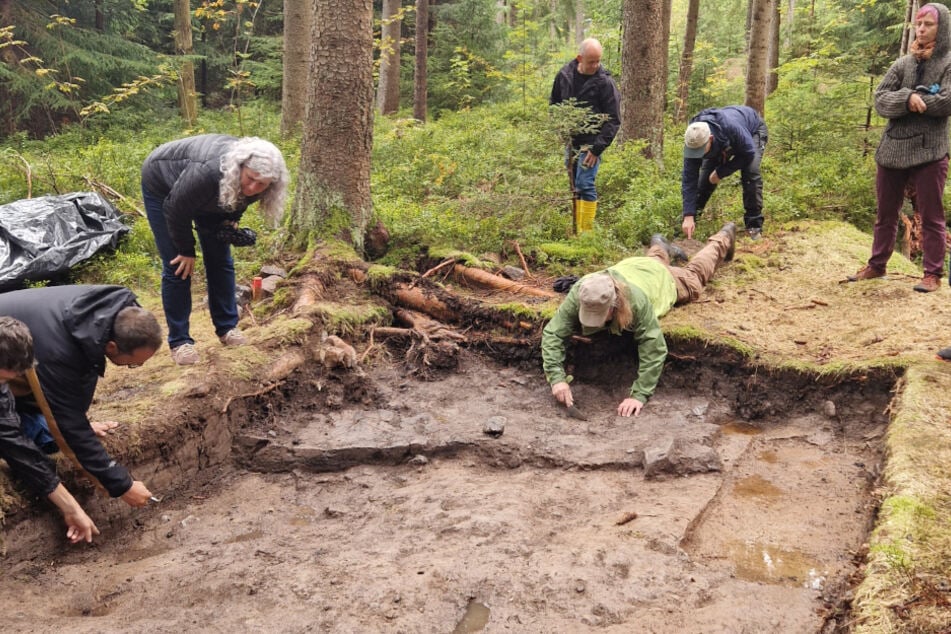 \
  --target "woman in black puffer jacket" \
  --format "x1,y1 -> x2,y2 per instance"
142,134 -> 289,365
